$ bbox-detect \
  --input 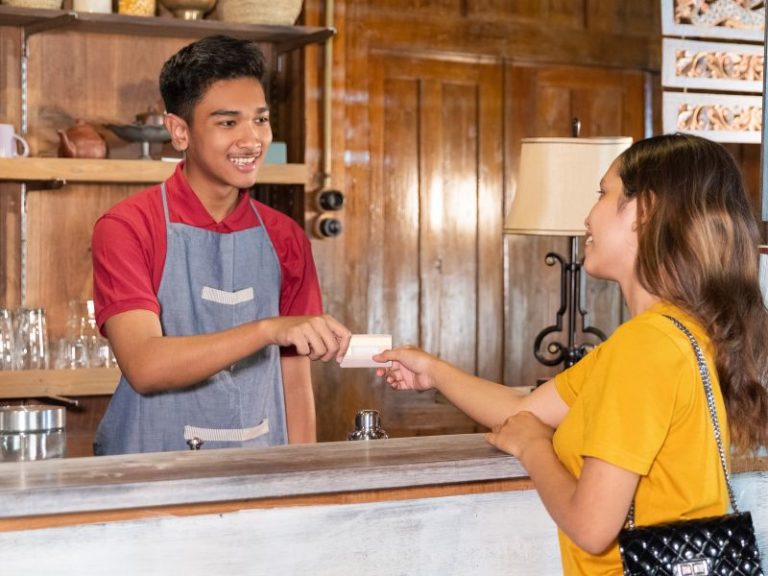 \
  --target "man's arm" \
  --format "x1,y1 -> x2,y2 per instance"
105,309 -> 350,394
280,355 -> 316,443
